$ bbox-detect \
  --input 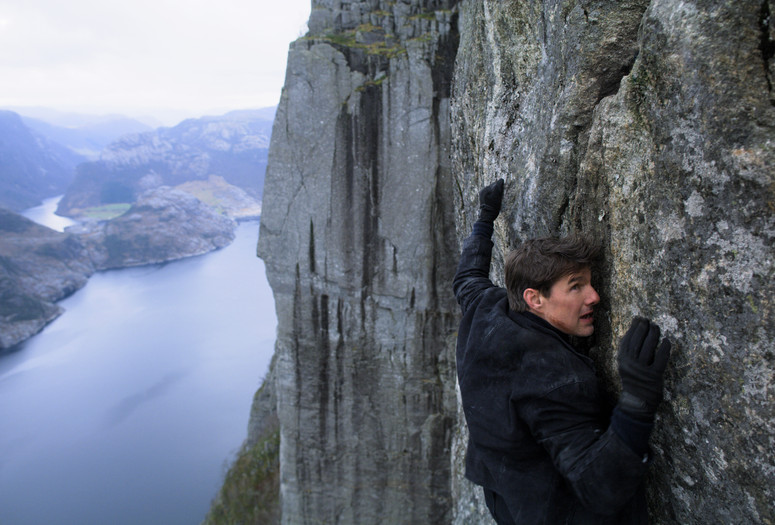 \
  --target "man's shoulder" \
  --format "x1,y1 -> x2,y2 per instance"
462,285 -> 508,319
470,304 -> 562,356
493,312 -> 592,373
